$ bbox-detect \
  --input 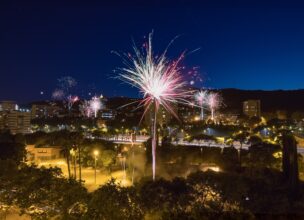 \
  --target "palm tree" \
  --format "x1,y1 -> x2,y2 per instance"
232,131 -> 249,167
70,148 -> 77,179
61,145 -> 72,179
70,132 -> 84,183
54,130 -> 73,179
282,133 -> 299,198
